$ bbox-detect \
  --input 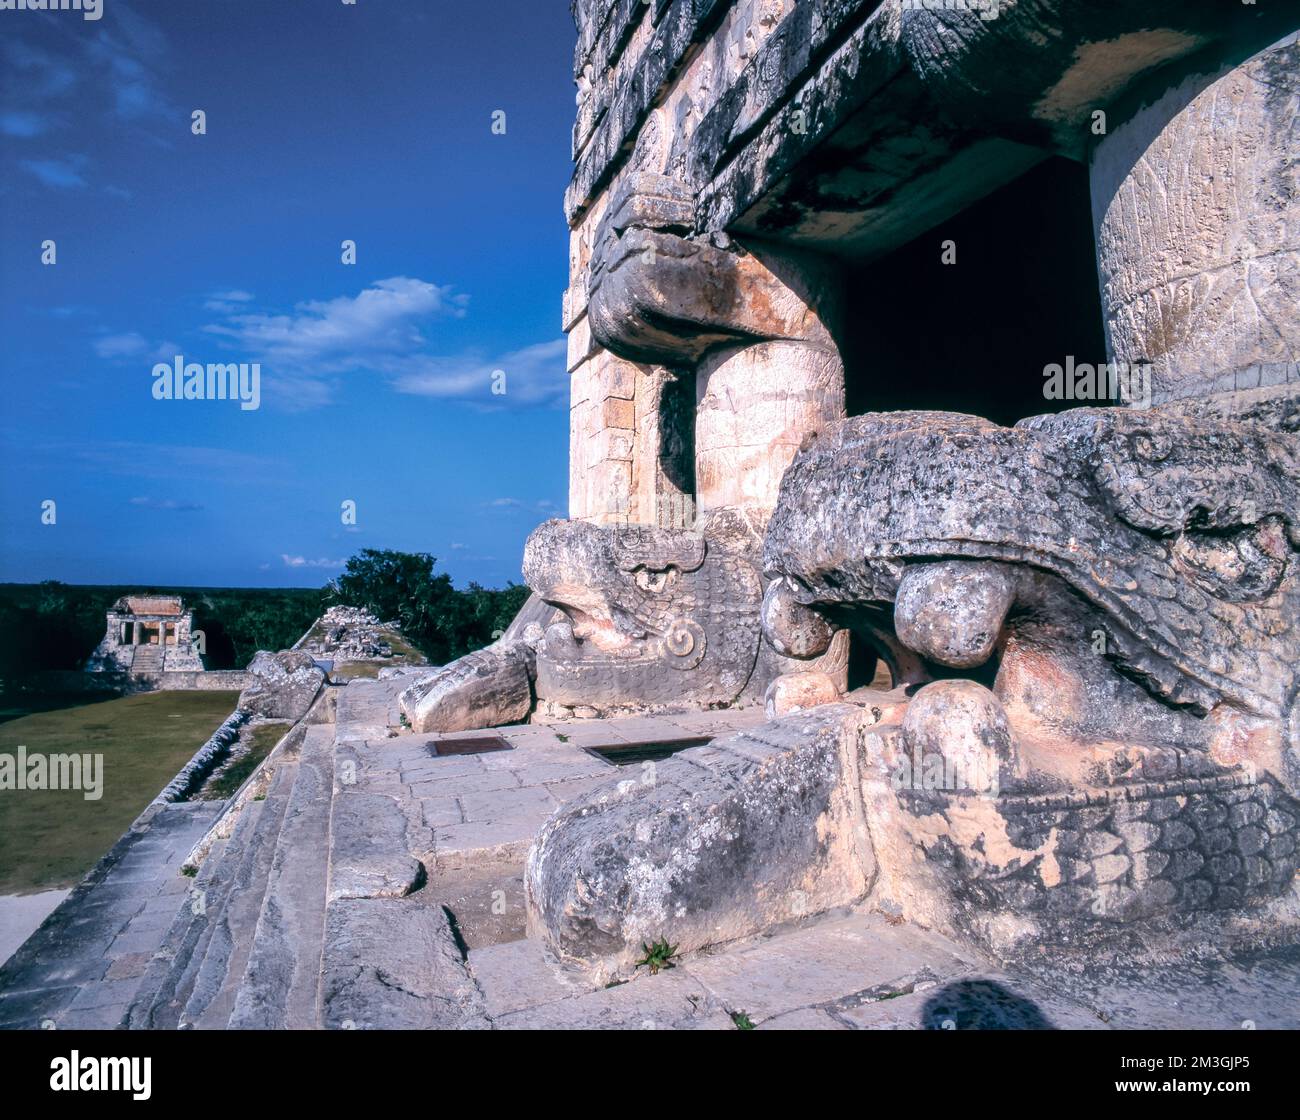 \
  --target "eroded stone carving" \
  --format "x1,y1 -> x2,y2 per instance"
587,174 -> 837,366
239,650 -> 325,722
755,397 -> 1300,950
764,403 -> 1299,765
525,703 -> 872,982
398,640 -> 536,734
523,510 -> 764,713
